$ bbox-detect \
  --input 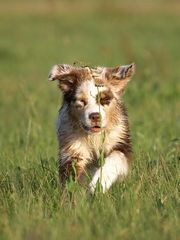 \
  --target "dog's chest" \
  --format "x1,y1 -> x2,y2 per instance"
85,131 -> 119,160
69,134 -> 105,162
86,134 -> 103,159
